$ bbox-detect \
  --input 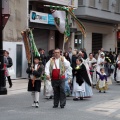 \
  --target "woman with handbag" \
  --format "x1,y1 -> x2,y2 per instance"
4,51 -> 13,88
